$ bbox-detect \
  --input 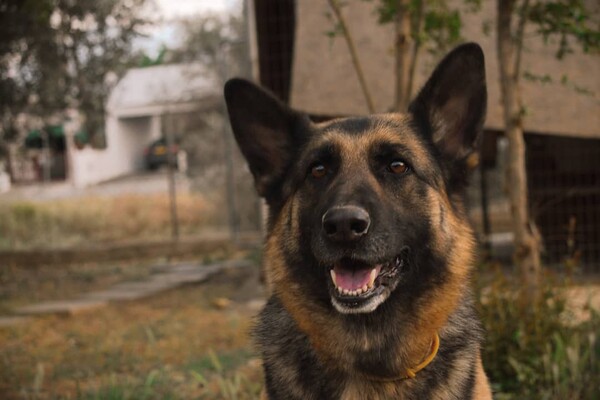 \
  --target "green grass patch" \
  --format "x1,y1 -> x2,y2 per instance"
188,348 -> 255,375
65,370 -> 180,400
